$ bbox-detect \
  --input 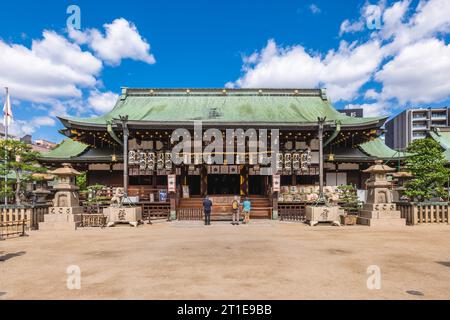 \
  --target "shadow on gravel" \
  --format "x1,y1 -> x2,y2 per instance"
436,261 -> 450,268
0,251 -> 26,262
